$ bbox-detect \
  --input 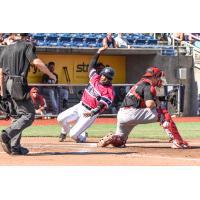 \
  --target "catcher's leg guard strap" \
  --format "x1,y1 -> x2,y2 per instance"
157,107 -> 183,142
161,118 -> 183,141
